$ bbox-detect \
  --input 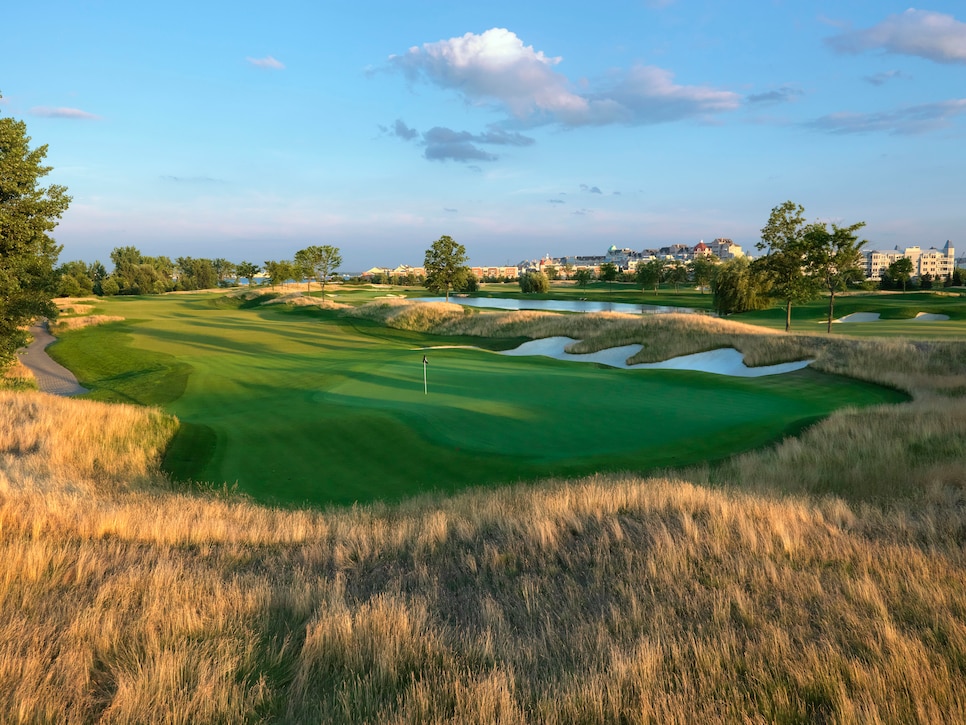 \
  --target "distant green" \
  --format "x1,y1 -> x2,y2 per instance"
50,293 -> 907,507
